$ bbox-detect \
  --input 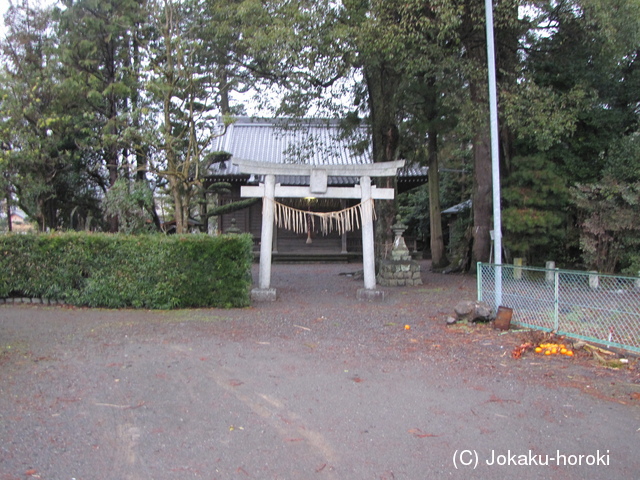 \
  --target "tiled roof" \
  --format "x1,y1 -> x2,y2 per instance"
442,199 -> 472,214
208,117 -> 428,185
